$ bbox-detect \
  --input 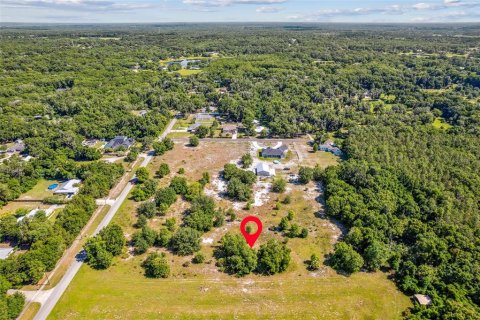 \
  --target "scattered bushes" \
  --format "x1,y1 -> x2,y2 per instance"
153,137 -> 174,156
256,240 -> 291,275
142,253 -> 170,278
241,153 -> 253,168
308,254 -> 320,271
130,179 -> 158,201
170,227 -> 201,256
215,233 -> 257,276
192,252 -> 205,264
156,163 -> 170,178
189,135 -> 199,147
169,176 -> 188,195
329,242 -> 364,274
271,177 -> 287,193
137,201 -> 157,219
85,224 -> 125,269
184,195 -> 216,232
